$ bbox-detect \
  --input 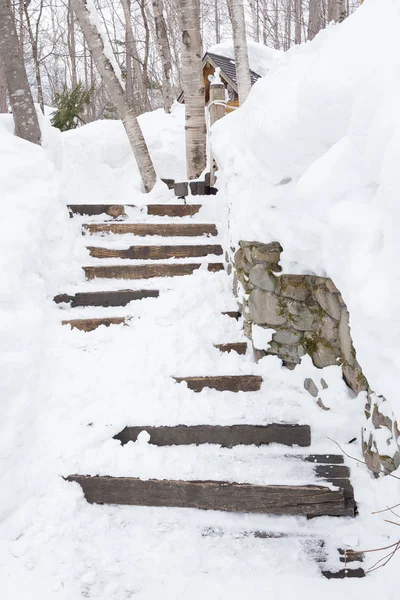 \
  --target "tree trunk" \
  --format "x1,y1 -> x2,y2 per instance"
214,0 -> 220,44
0,62 -> 7,112
120,0 -> 147,115
328,0 -> 346,22
138,0 -> 151,111
0,0 -> 41,144
227,0 -> 252,105
70,0 -> 156,192
179,0 -> 206,180
68,0 -> 78,88
152,0 -> 174,113
248,0 -> 260,42
24,0 -> 45,114
308,0 -> 324,40
294,0 -> 302,44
